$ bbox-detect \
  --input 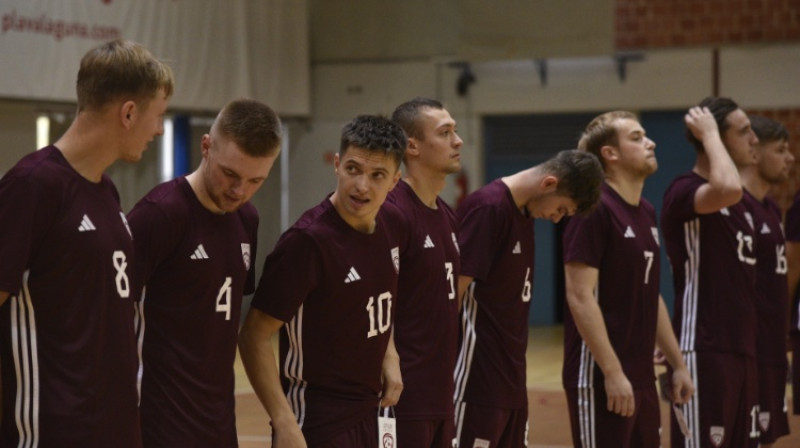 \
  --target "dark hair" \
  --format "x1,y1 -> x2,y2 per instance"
539,149 -> 603,215
686,97 -> 739,152
749,115 -> 789,143
76,39 -> 174,111
578,110 -> 638,167
212,98 -> 282,157
391,97 -> 445,141
340,115 -> 407,169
